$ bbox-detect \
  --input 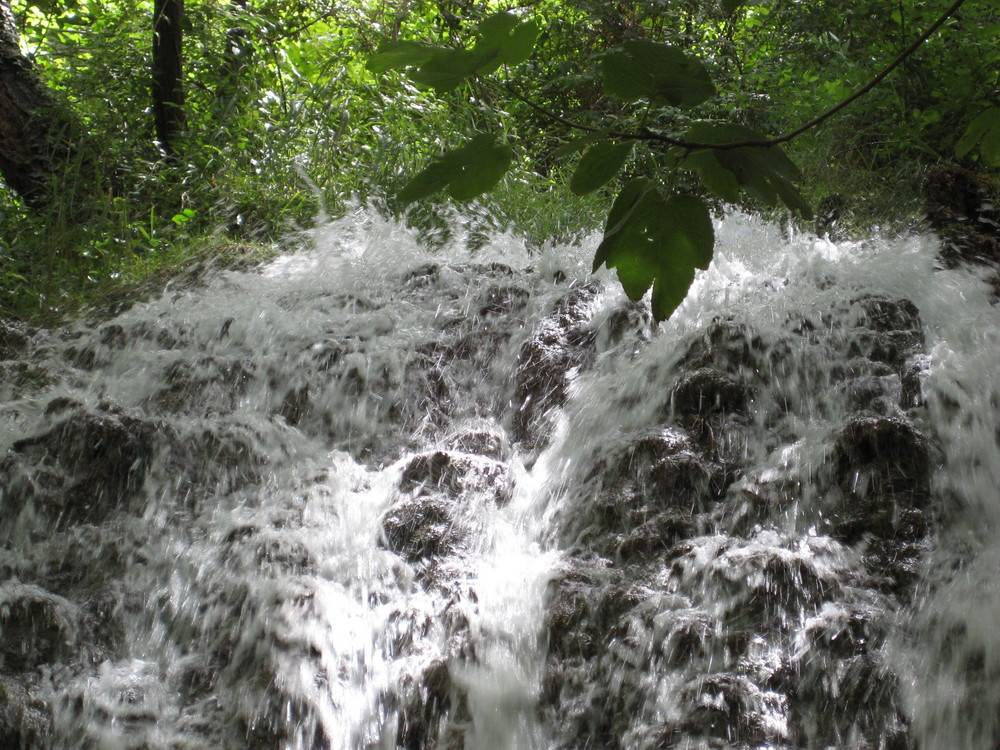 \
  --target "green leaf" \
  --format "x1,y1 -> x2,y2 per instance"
593,178 -> 652,271
447,142 -> 514,200
683,150 -> 741,203
398,135 -> 512,203
721,0 -> 744,13
602,41 -> 715,107
570,141 -> 633,195
594,184 -> 714,321
366,40 -> 435,73
552,131 -> 608,157
472,12 -> 540,74
683,122 -> 811,217
956,107 -> 1000,167
476,11 -> 519,45
409,47 -> 498,91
